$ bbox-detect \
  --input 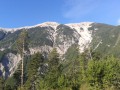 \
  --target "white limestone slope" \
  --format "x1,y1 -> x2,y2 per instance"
66,22 -> 93,52
0,53 -> 21,77
37,22 -> 59,30
0,22 -> 60,33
